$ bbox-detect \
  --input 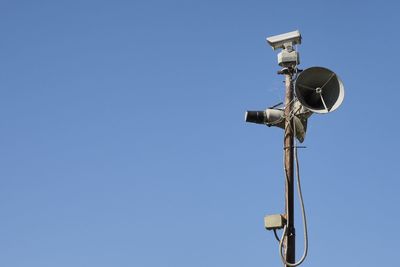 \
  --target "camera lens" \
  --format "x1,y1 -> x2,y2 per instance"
245,111 -> 266,124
